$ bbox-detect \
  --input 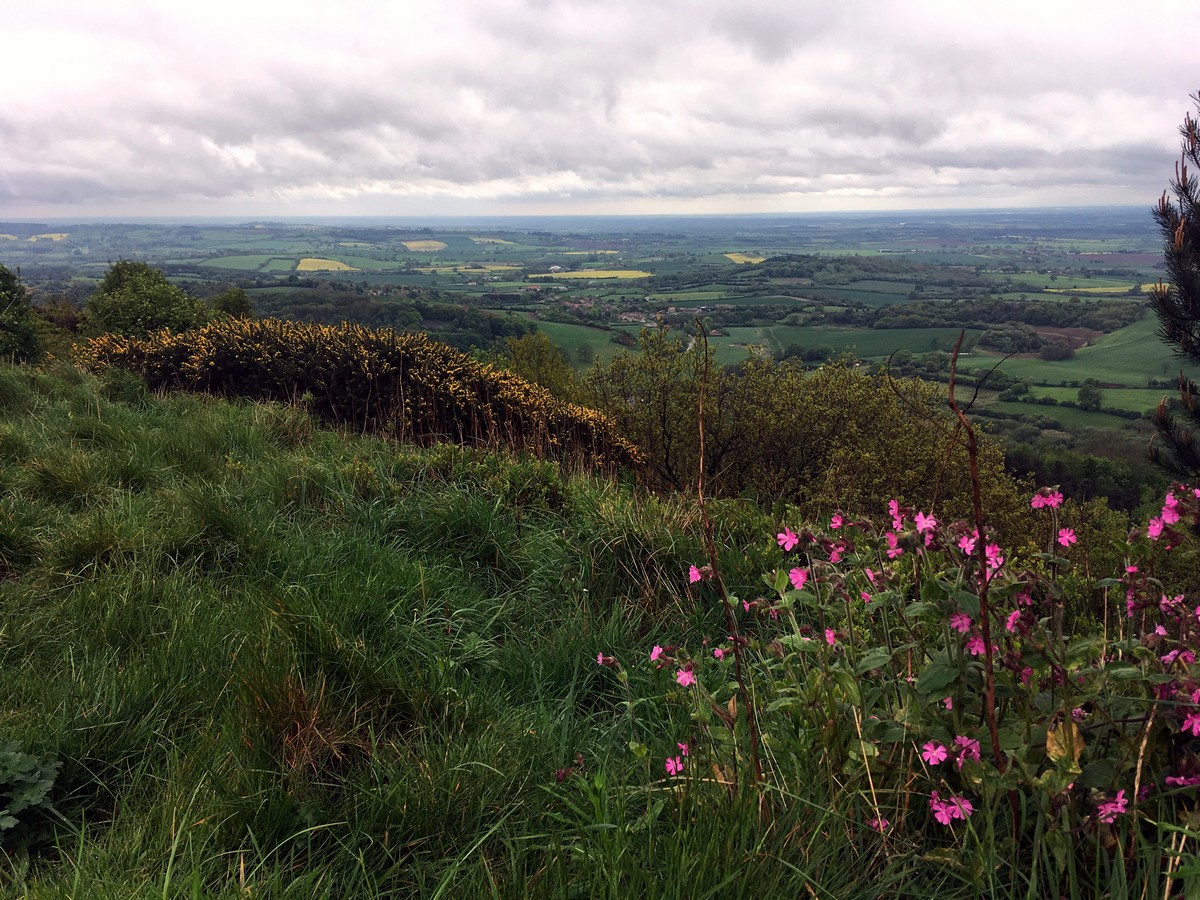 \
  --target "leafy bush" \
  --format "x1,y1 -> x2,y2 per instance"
77,317 -> 639,470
